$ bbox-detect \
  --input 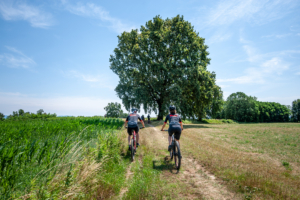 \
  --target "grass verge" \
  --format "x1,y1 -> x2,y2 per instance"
153,121 -> 300,199
182,119 -> 236,124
